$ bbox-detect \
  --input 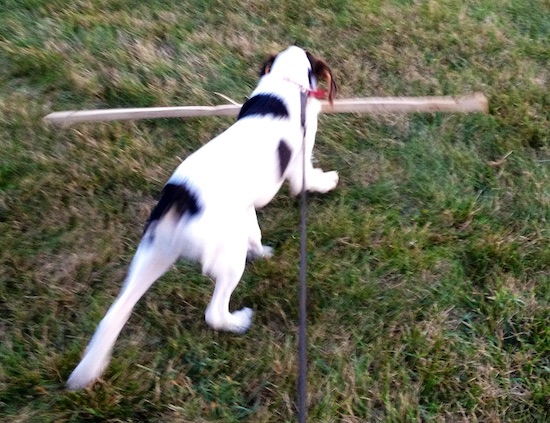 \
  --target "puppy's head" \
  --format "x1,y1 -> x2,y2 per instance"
260,46 -> 337,105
